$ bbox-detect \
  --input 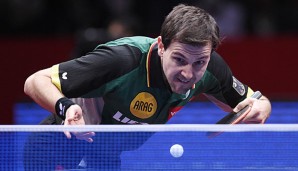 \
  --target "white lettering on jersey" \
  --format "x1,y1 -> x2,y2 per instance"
113,111 -> 148,124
